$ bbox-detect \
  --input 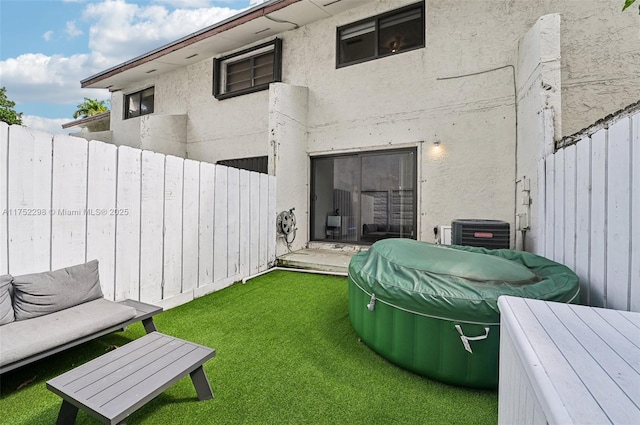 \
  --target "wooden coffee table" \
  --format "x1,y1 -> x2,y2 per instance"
47,332 -> 216,425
